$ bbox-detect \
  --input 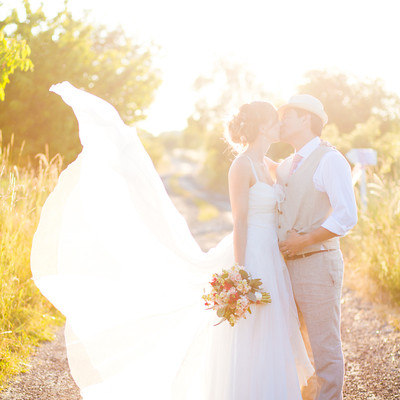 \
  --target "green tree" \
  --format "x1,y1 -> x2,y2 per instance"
0,1 -> 161,163
0,9 -> 34,101
298,69 -> 400,134
0,29 -> 33,101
